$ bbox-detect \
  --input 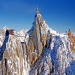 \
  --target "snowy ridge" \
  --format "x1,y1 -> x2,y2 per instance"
29,26 -> 75,75
30,11 -> 75,74
72,32 -> 75,36
1,25 -> 75,75
0,27 -> 30,75
3,26 -> 14,31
